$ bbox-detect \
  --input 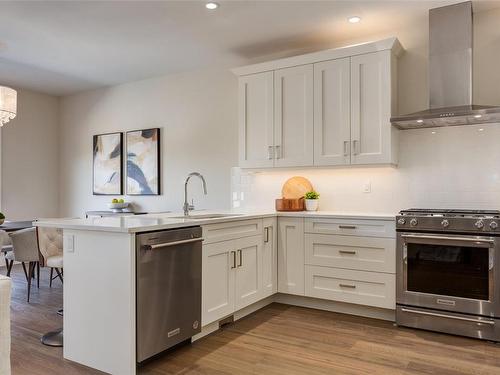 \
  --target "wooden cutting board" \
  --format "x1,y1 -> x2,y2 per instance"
281,176 -> 313,199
